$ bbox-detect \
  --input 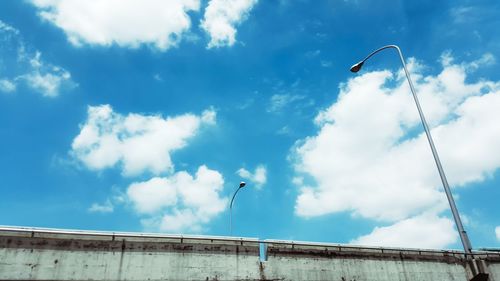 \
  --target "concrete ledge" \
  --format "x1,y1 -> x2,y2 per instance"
265,245 -> 465,264
0,227 -> 260,256
0,226 -> 259,245
264,239 -> 500,262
